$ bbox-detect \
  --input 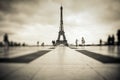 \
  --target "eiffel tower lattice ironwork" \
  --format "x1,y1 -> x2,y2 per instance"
56,5 -> 68,46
